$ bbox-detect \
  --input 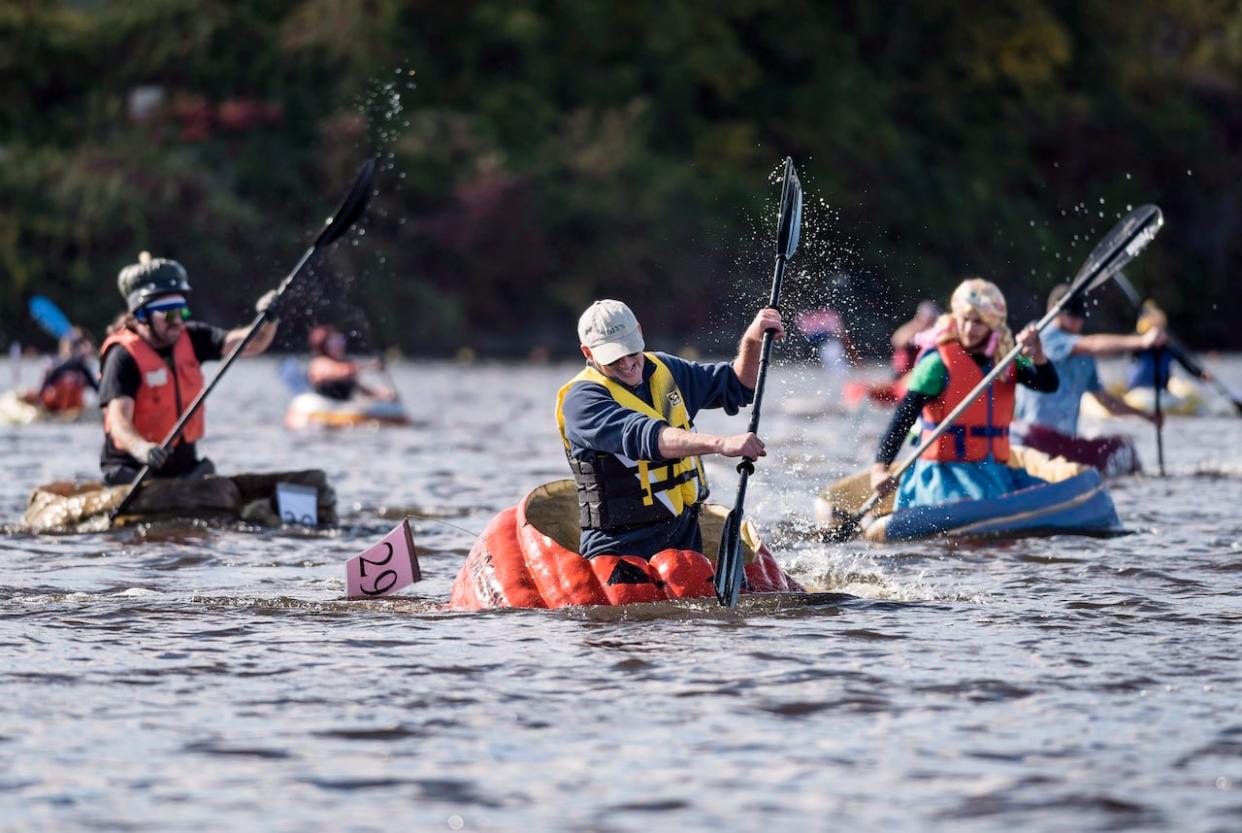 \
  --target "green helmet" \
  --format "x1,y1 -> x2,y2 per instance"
118,252 -> 191,312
